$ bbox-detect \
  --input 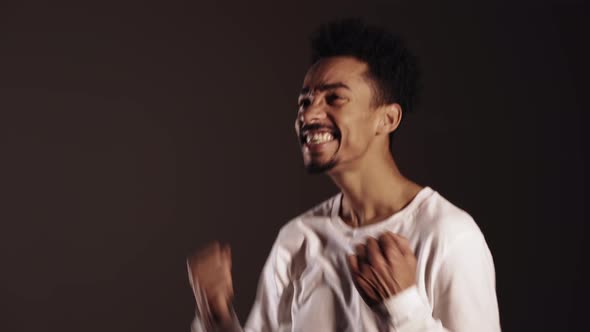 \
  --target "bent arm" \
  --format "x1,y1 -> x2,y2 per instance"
380,232 -> 501,332
190,245 -> 283,332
